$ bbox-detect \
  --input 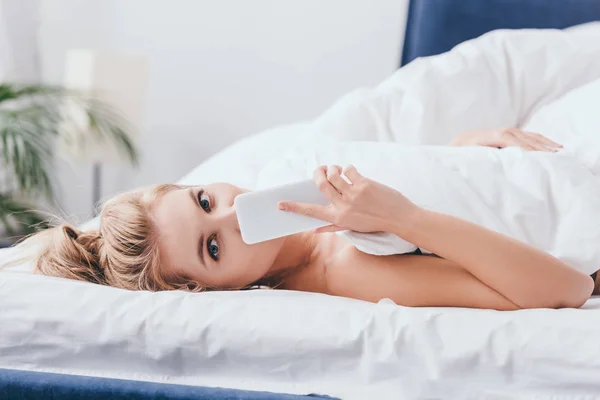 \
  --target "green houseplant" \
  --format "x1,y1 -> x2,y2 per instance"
0,83 -> 139,244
